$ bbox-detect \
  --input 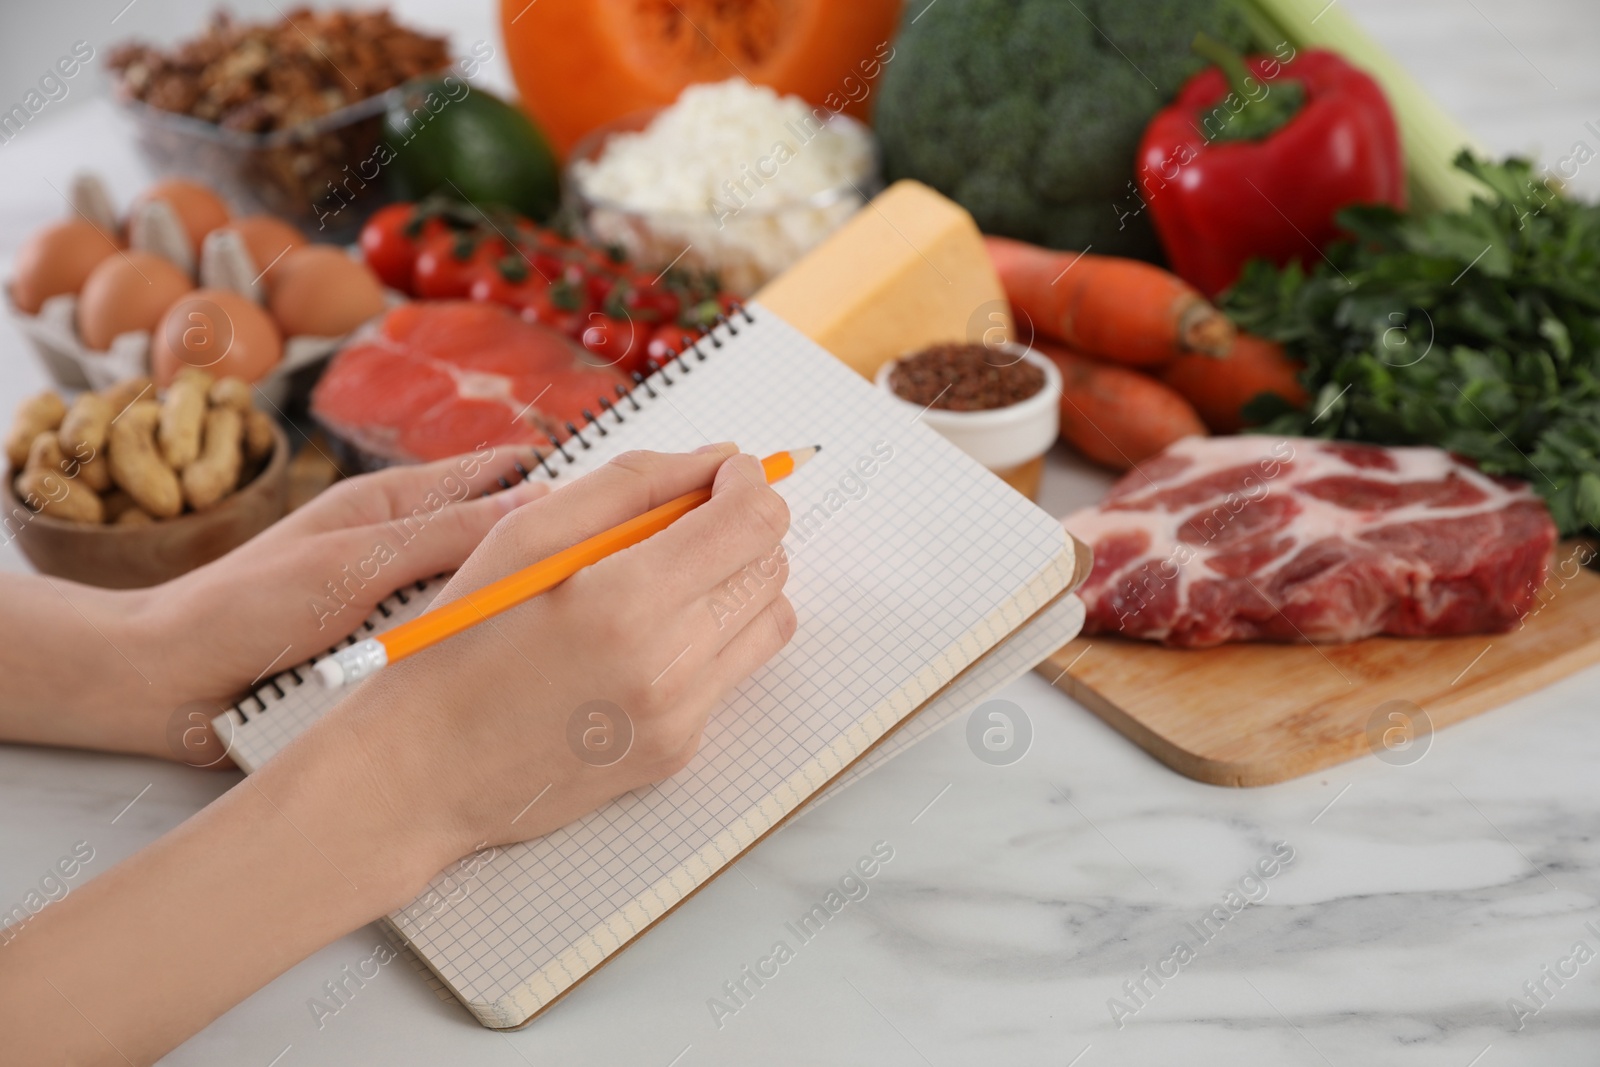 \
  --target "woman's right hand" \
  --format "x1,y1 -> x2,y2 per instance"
320,445 -> 796,896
